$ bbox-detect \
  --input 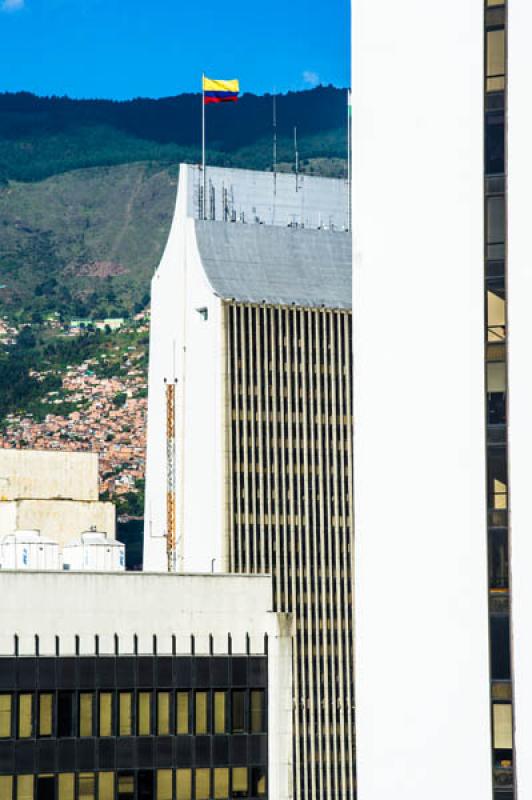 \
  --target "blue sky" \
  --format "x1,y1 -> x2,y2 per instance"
0,0 -> 349,99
